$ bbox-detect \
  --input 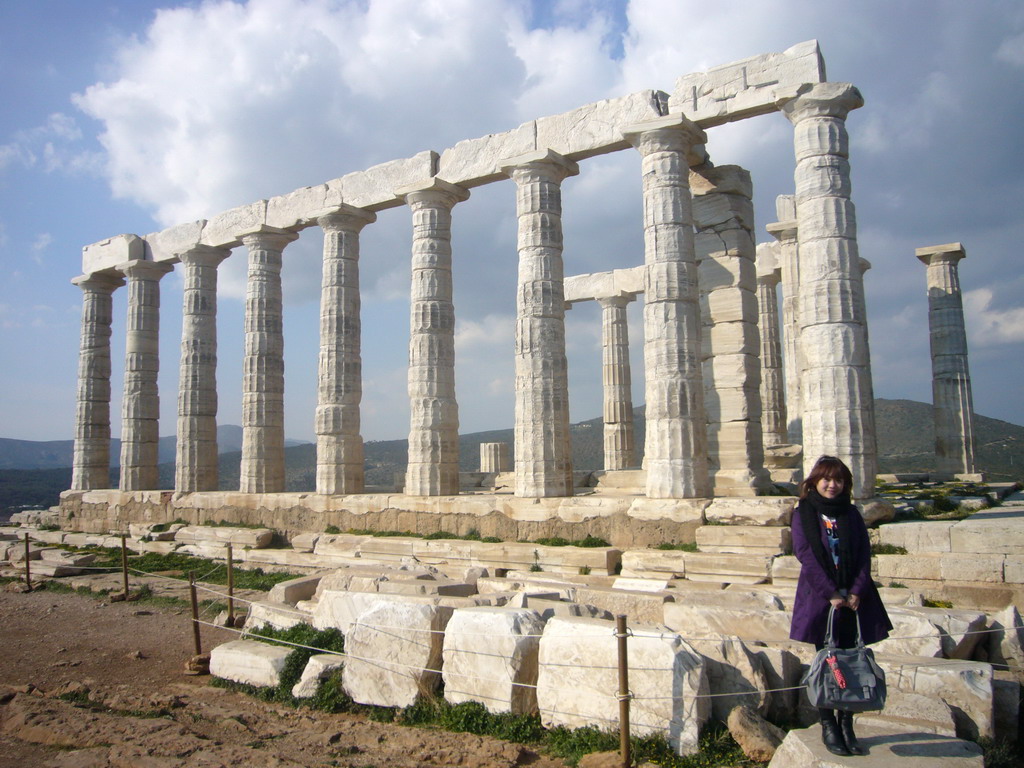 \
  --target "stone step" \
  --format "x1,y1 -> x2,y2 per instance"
681,552 -> 774,584
704,497 -> 794,526
175,525 -> 275,549
768,723 -> 982,766
695,524 -> 791,555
